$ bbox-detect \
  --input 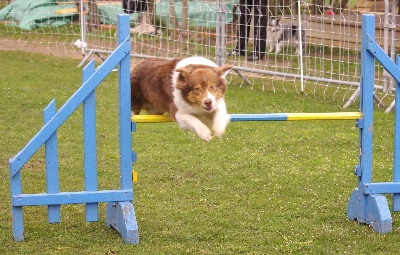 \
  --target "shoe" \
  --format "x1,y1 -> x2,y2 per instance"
246,53 -> 265,61
226,50 -> 246,56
